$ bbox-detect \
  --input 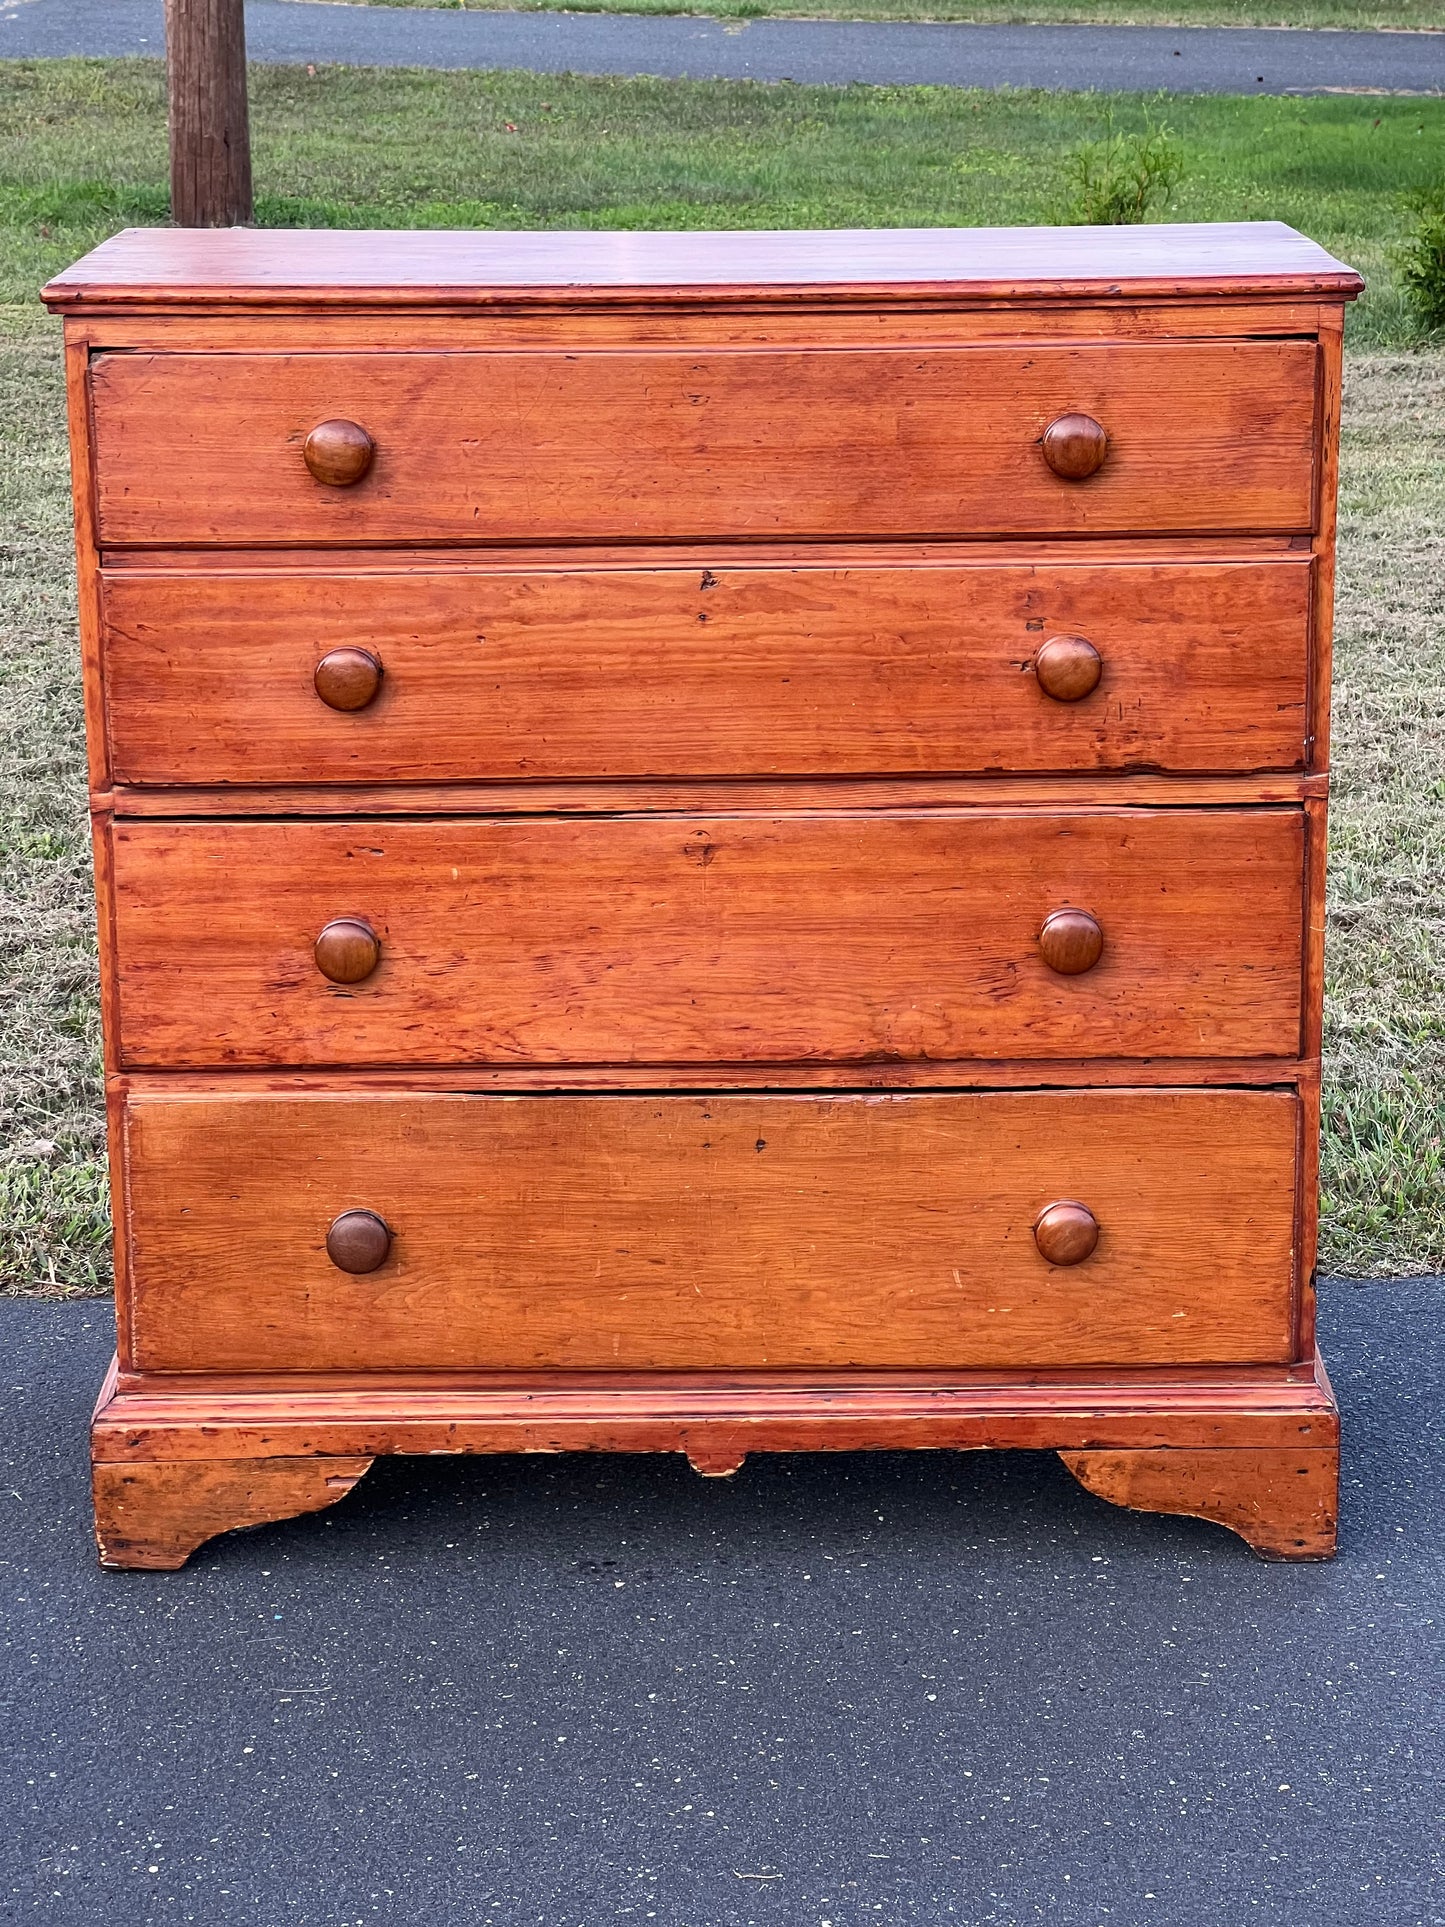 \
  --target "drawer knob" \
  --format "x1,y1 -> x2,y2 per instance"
1034,1201 -> 1099,1267
304,418 -> 375,487
326,1209 -> 392,1274
1041,413 -> 1108,480
1035,634 -> 1102,703
314,917 -> 381,984
1038,907 -> 1104,976
314,646 -> 383,712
